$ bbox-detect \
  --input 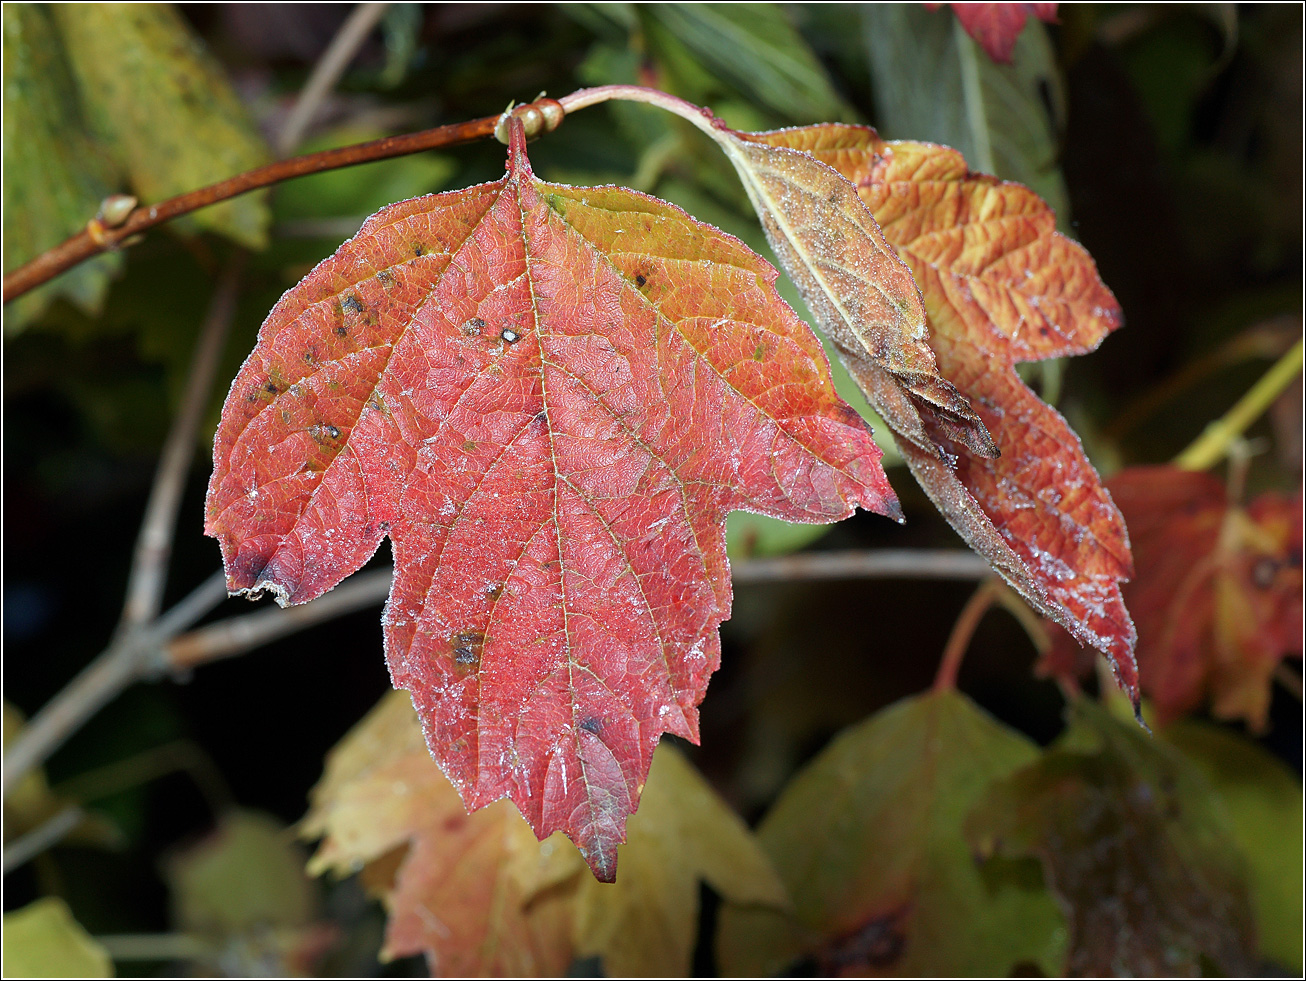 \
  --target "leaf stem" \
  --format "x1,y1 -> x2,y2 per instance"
1174,338 -> 1304,471
934,579 -> 1001,691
